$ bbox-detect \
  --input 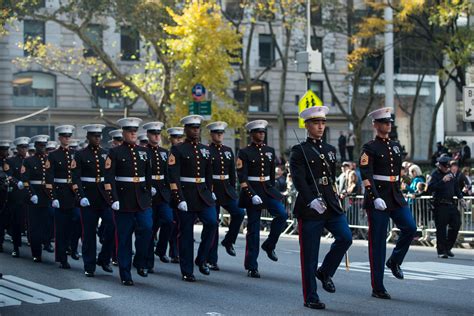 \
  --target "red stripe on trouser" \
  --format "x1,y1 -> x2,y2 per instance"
367,209 -> 375,289
297,218 -> 308,303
